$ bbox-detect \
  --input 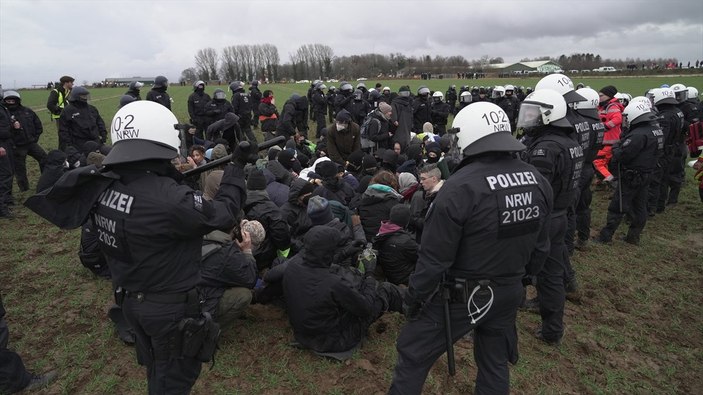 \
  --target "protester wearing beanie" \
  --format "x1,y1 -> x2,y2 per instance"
244,169 -> 291,270
372,203 -> 418,285
307,196 -> 334,226
311,159 -> 356,206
